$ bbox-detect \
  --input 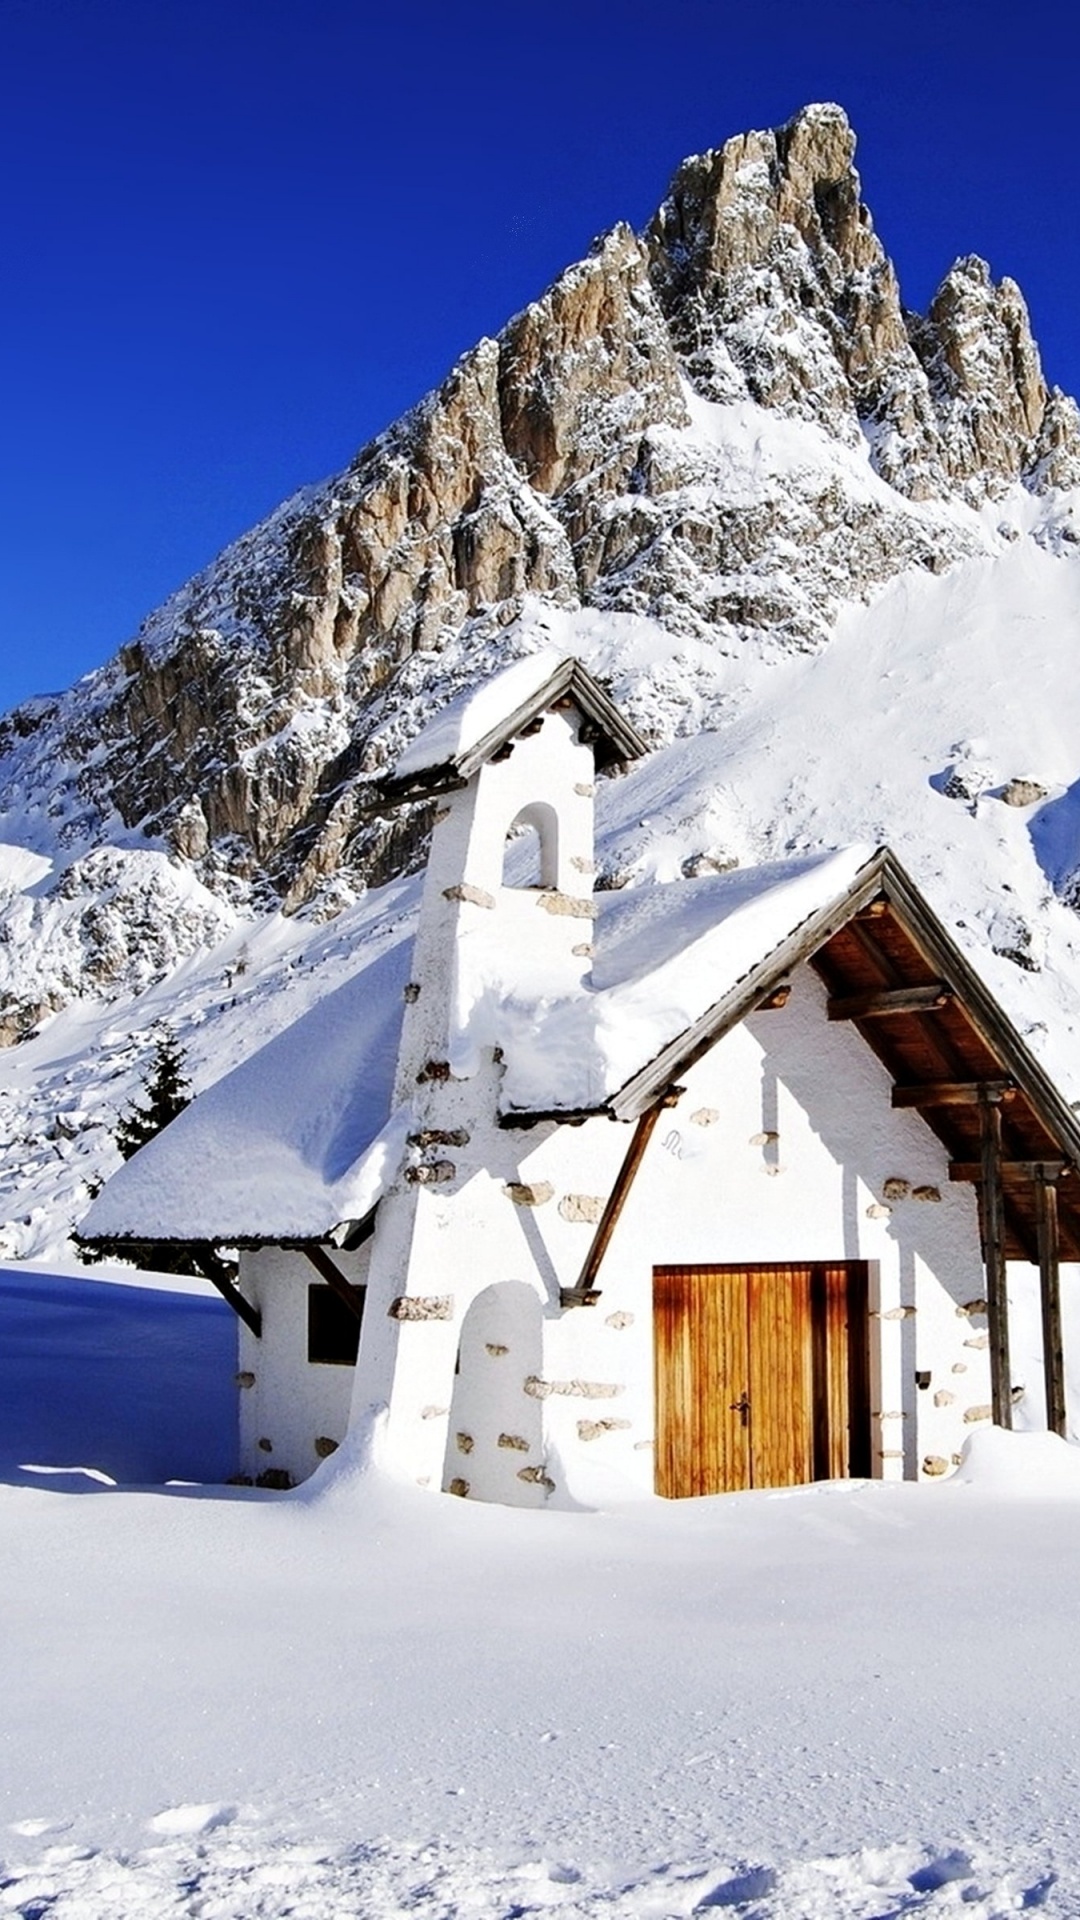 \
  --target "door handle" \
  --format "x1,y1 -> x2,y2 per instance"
729,1394 -> 750,1427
